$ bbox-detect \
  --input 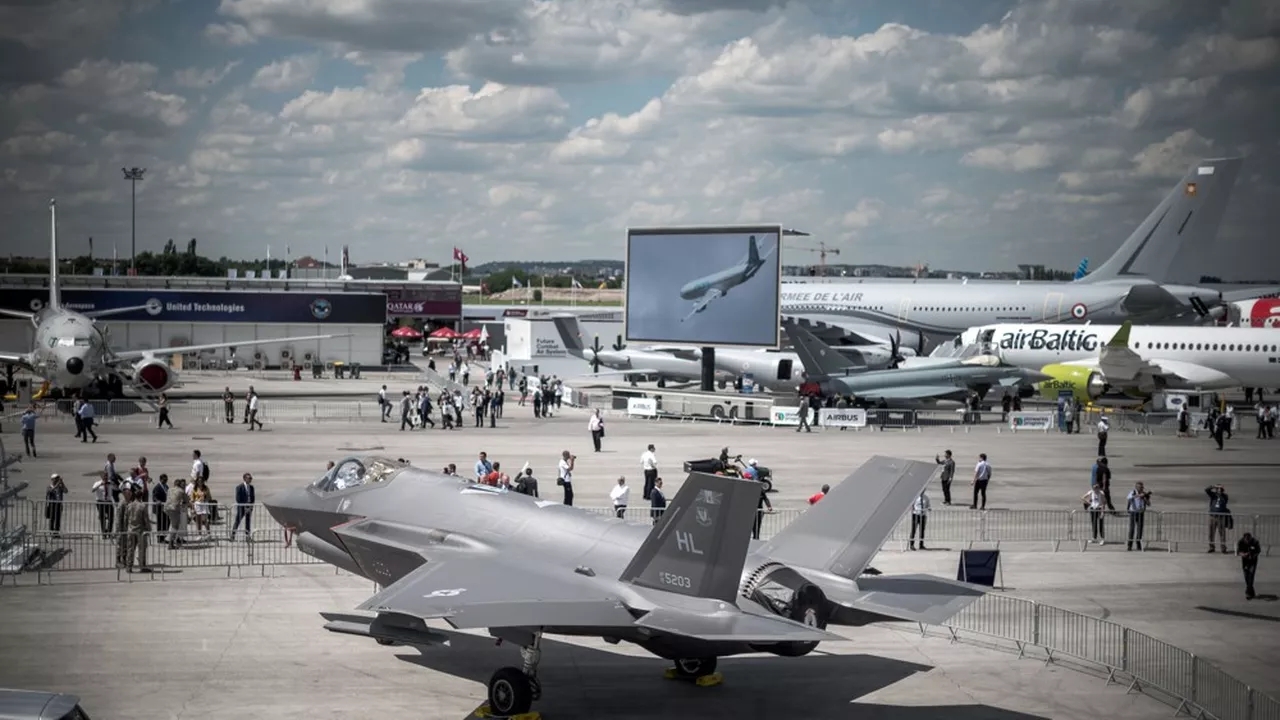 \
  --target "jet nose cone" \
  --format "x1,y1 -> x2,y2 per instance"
263,487 -> 312,529
65,356 -> 84,375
